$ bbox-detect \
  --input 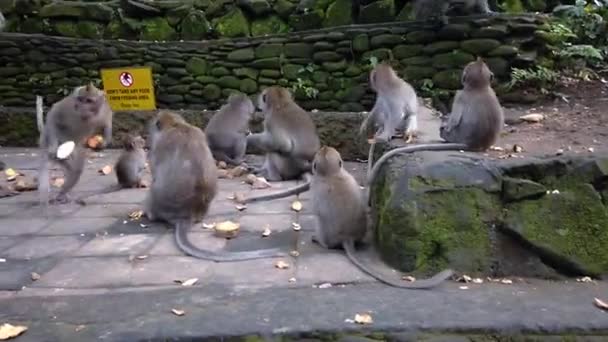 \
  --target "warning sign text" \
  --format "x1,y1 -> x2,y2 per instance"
100,67 -> 156,111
